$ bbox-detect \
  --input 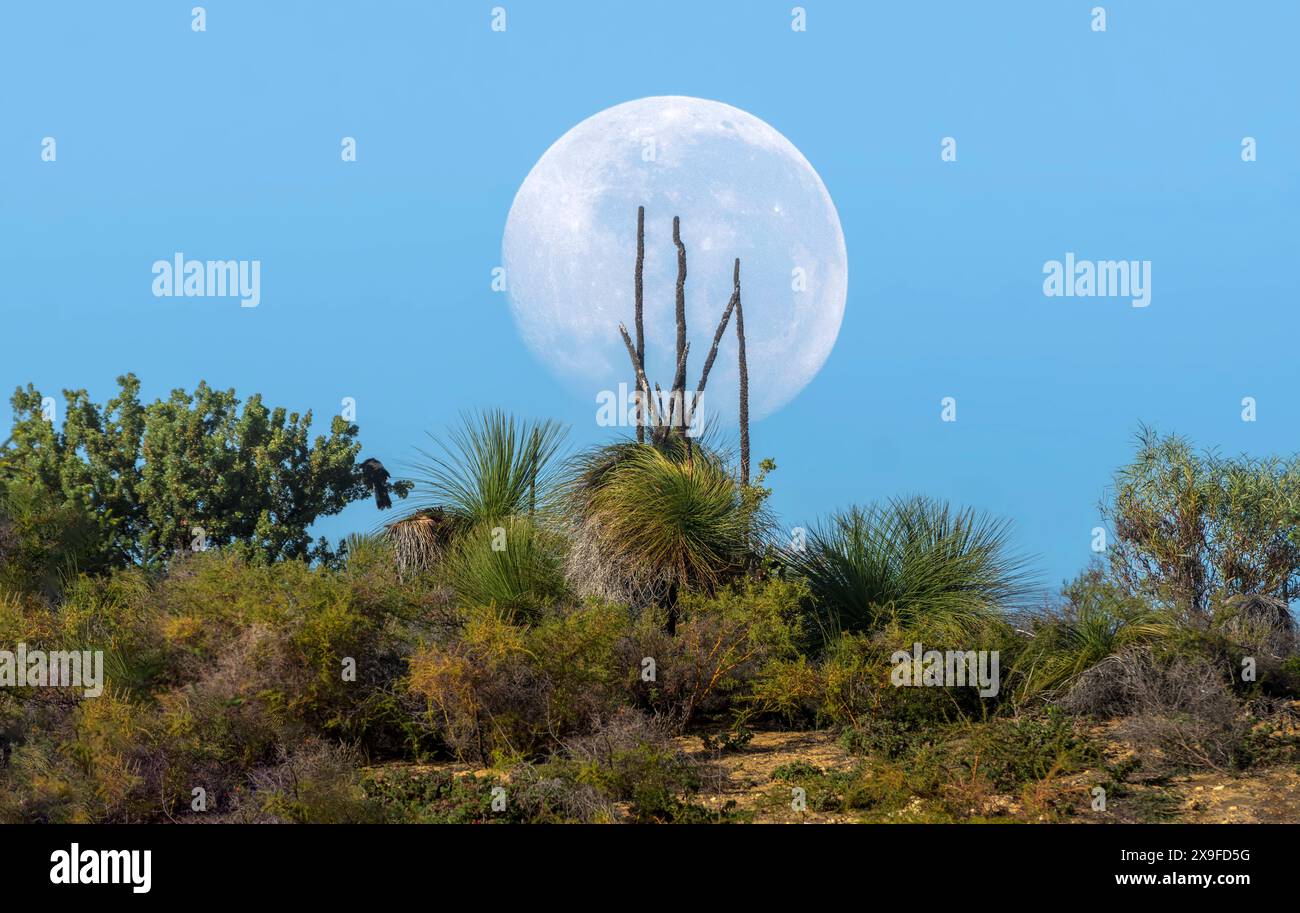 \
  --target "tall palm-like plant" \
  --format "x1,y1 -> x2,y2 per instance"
786,497 -> 1031,642
385,411 -> 566,575
412,410 -> 566,529
564,437 -> 759,627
